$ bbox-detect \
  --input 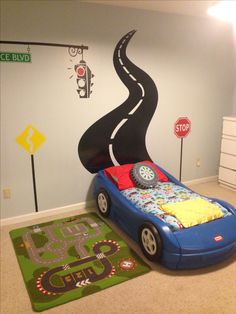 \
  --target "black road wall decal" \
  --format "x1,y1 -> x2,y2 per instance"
78,30 -> 158,173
